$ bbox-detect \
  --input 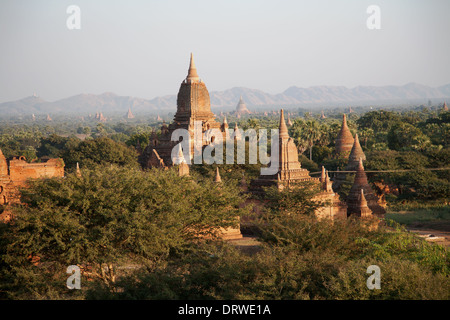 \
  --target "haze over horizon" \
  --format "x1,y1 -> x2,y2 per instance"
1,0 -> 449,103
